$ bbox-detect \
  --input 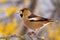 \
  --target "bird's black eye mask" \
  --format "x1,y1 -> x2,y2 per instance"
20,10 -> 24,17
20,10 -> 24,13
